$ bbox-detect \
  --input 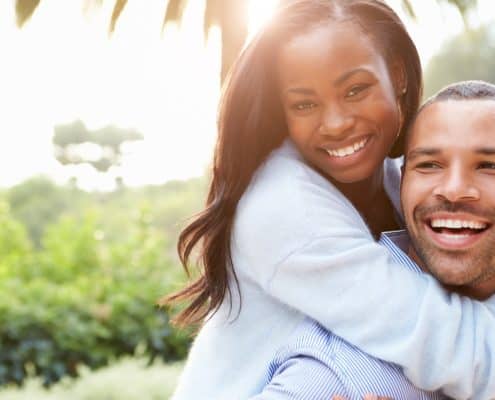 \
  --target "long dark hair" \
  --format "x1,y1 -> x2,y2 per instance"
166,0 -> 422,326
